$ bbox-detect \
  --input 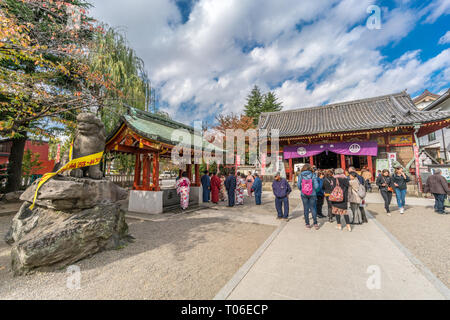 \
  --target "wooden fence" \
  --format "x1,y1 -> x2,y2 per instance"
106,174 -> 134,189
